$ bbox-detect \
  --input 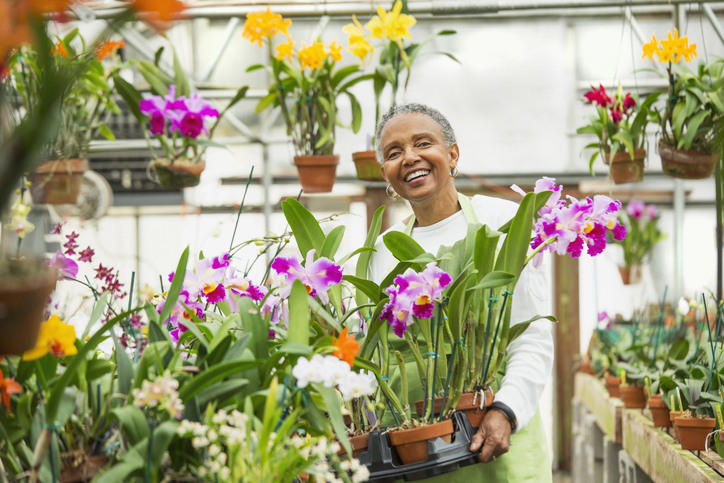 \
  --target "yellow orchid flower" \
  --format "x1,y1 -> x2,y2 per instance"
343,15 -> 366,44
328,41 -> 343,62
642,35 -> 659,61
681,43 -> 697,62
242,7 -> 292,47
348,37 -> 375,64
297,42 -> 327,71
23,314 -> 78,361
365,1 -> 416,42
4,198 -> 34,239
276,36 -> 295,62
